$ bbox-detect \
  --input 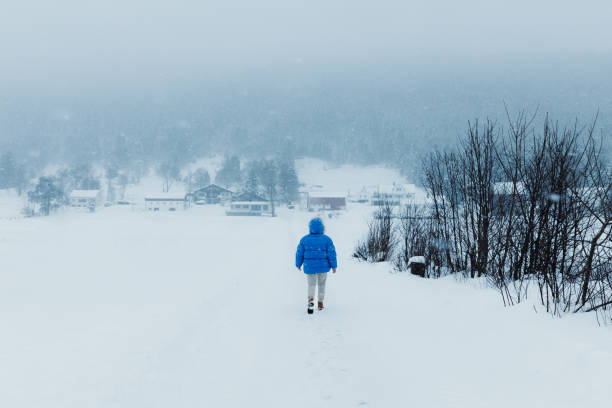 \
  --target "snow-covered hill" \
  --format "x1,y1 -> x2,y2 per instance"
1,204 -> 610,407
